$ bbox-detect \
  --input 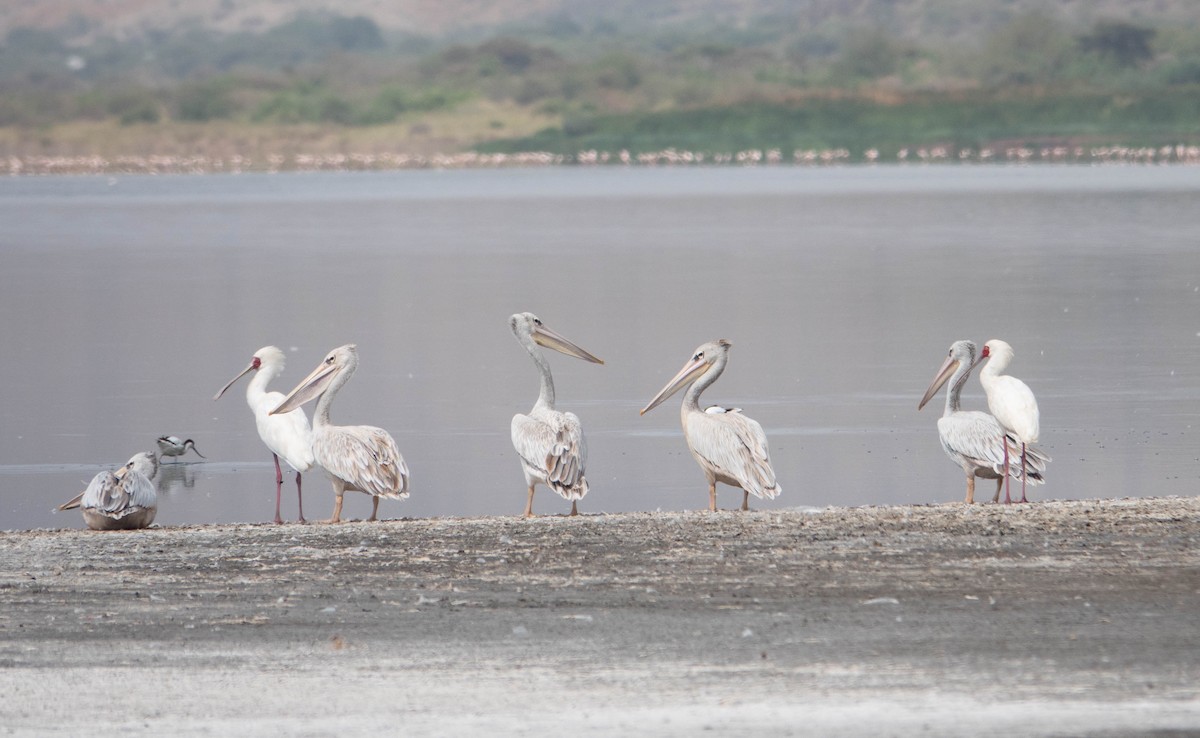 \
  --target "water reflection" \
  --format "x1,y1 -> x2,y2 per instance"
1,166 -> 1197,530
